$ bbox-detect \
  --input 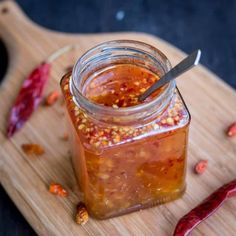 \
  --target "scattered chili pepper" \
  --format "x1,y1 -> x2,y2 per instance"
173,179 -> 236,236
6,45 -> 75,137
227,122 -> 236,137
21,143 -> 44,155
45,91 -> 60,106
75,202 -> 89,225
194,160 -> 208,174
49,183 -> 68,197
